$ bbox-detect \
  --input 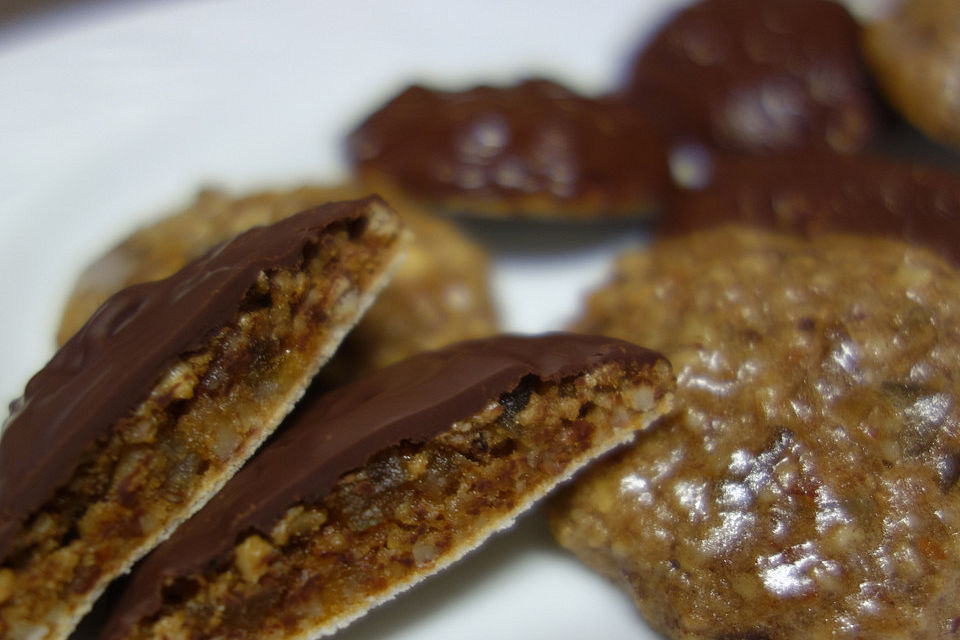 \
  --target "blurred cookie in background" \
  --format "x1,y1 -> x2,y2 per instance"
662,147 -> 960,265
346,79 -> 669,221
862,0 -> 960,150
623,0 -> 881,154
